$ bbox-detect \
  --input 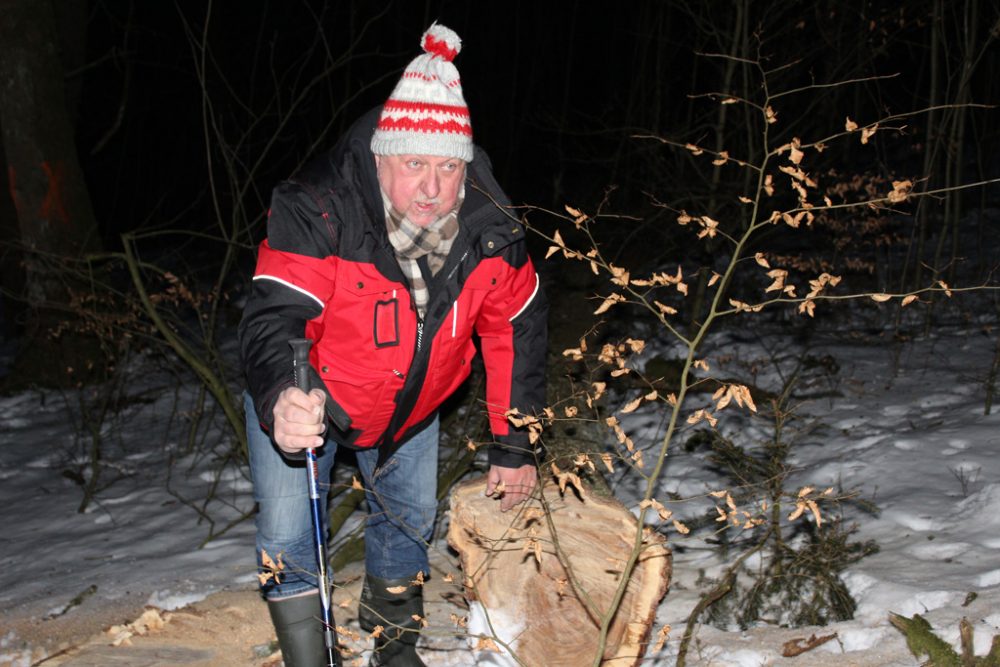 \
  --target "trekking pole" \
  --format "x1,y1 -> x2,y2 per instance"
289,338 -> 338,667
